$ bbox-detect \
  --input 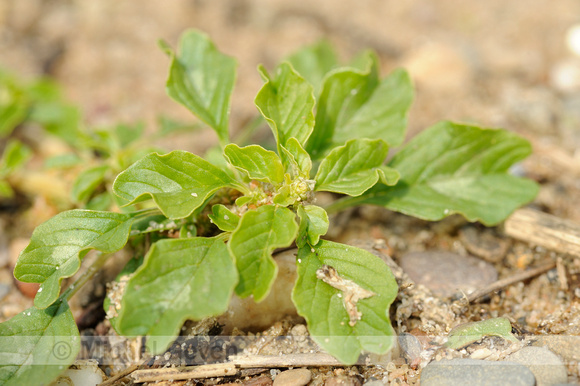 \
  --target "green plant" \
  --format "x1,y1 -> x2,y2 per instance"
0,30 -> 538,384
0,69 -> 78,202
0,68 -> 202,213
